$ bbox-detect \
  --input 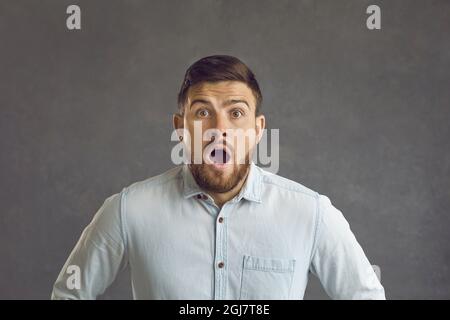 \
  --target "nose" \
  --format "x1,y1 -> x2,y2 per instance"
212,113 -> 229,138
